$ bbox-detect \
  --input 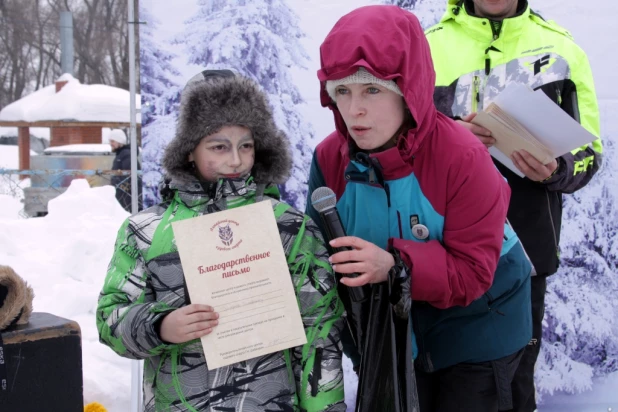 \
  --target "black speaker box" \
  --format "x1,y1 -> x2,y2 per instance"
0,312 -> 83,412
